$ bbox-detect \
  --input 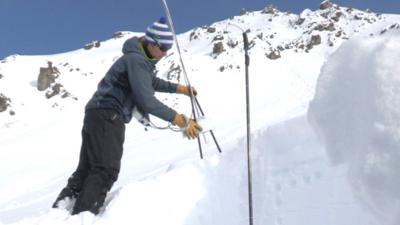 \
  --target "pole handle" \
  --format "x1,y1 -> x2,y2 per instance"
243,32 -> 250,66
